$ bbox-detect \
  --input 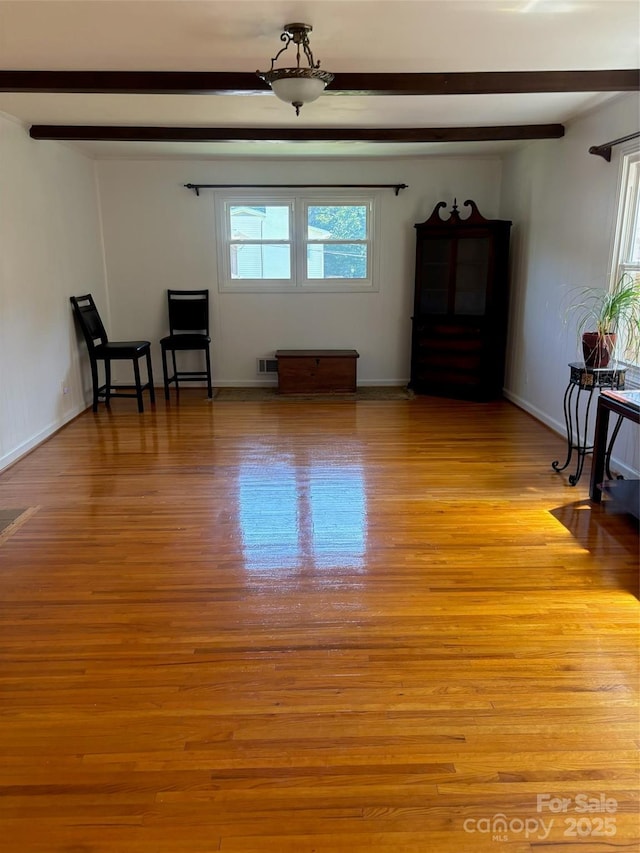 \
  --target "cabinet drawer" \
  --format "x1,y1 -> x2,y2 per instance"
276,350 -> 359,394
